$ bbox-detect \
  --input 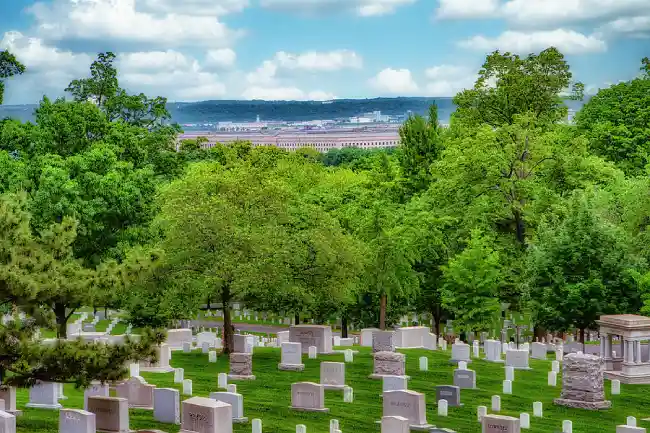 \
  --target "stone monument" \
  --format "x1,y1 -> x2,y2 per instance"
289,325 -> 334,354
371,351 -> 407,379
554,352 -> 612,410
